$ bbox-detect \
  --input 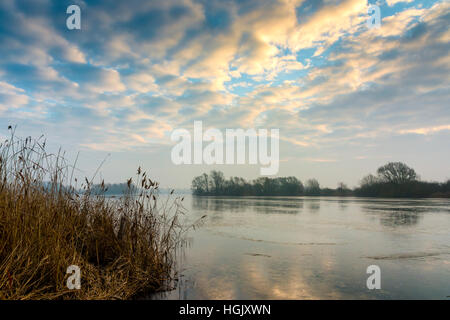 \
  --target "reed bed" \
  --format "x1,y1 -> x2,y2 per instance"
0,128 -> 196,299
